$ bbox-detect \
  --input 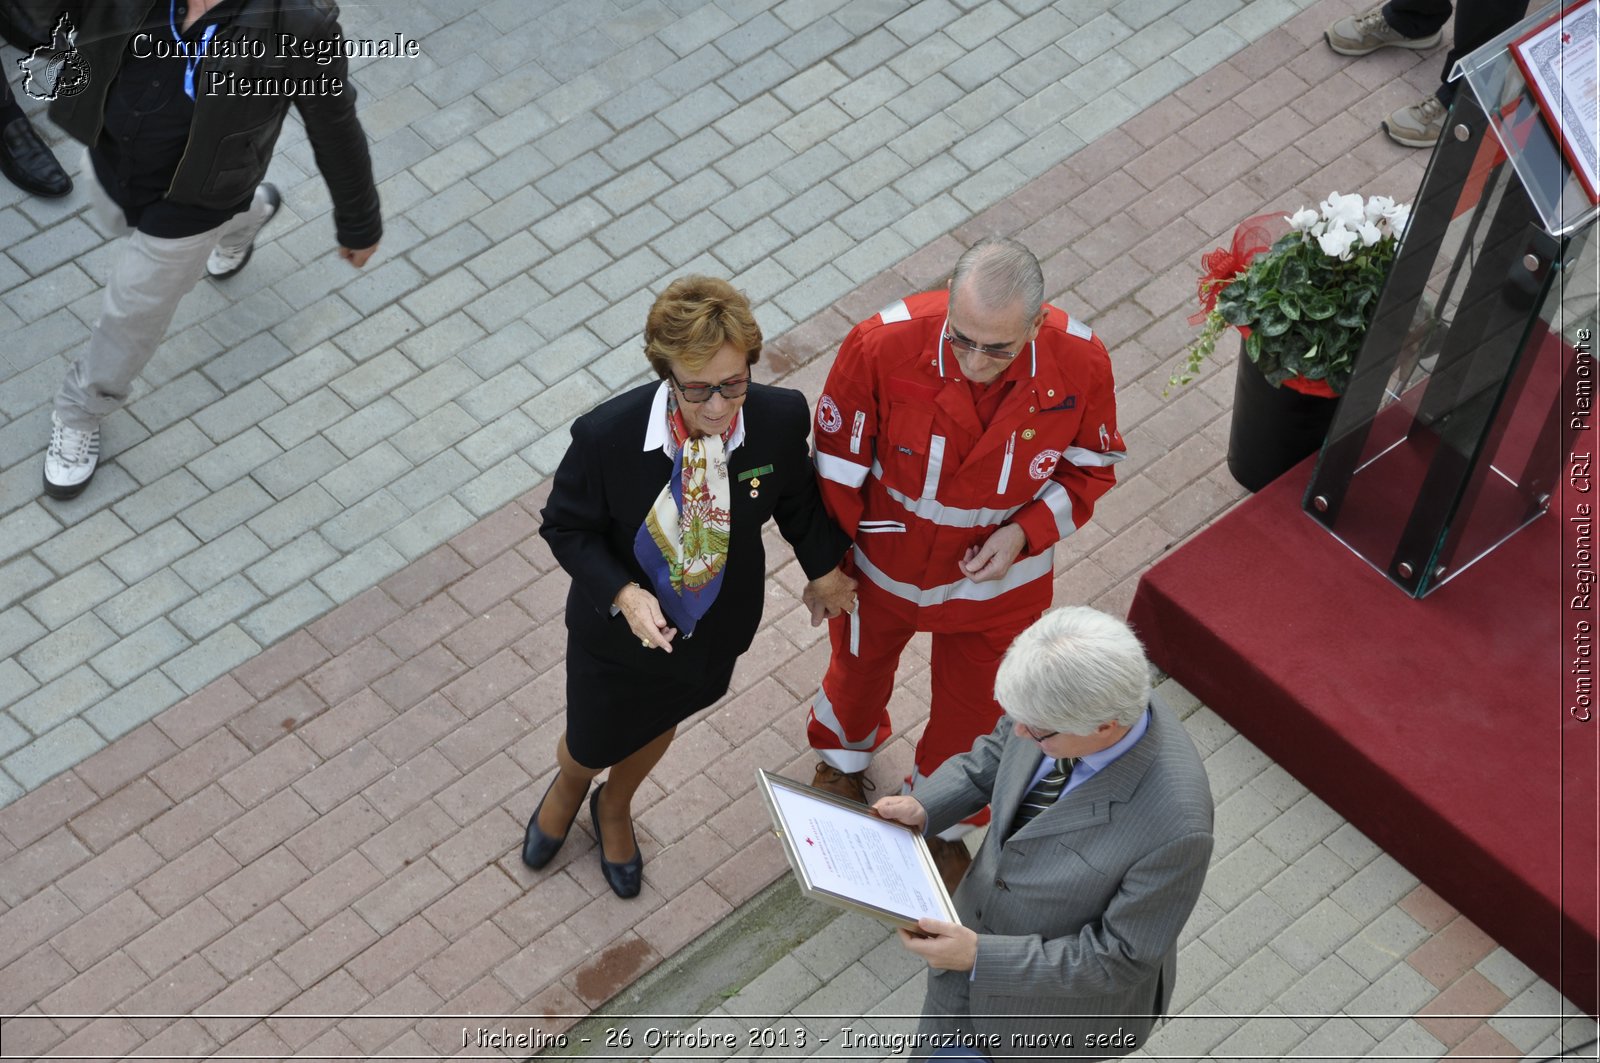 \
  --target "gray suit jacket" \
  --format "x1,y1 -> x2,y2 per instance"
912,697 -> 1214,1061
